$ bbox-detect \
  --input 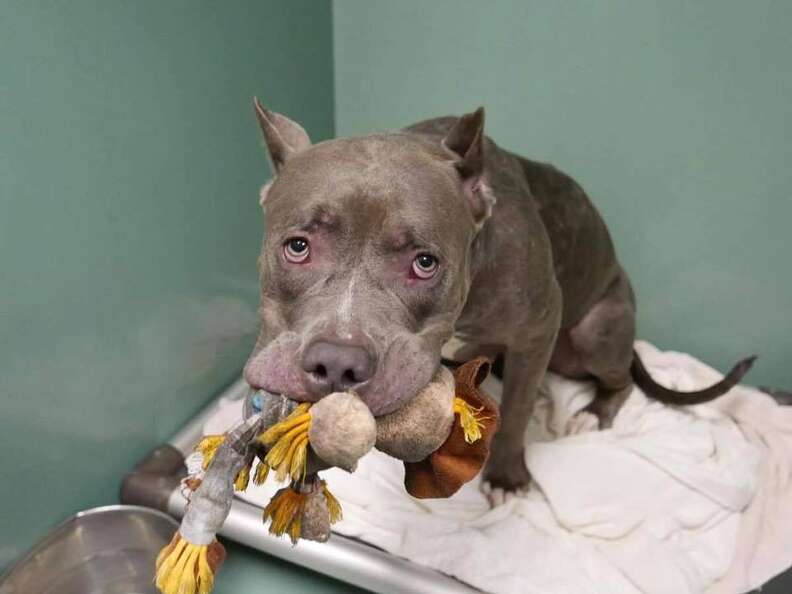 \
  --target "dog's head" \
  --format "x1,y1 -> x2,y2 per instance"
244,100 -> 494,416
